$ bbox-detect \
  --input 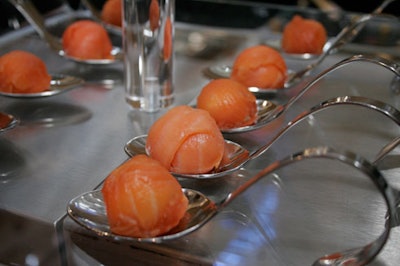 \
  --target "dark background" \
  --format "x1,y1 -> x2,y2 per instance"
0,0 -> 399,34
